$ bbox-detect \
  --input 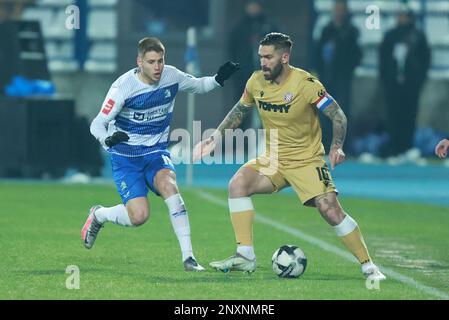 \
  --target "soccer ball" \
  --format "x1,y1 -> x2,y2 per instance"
272,245 -> 307,278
